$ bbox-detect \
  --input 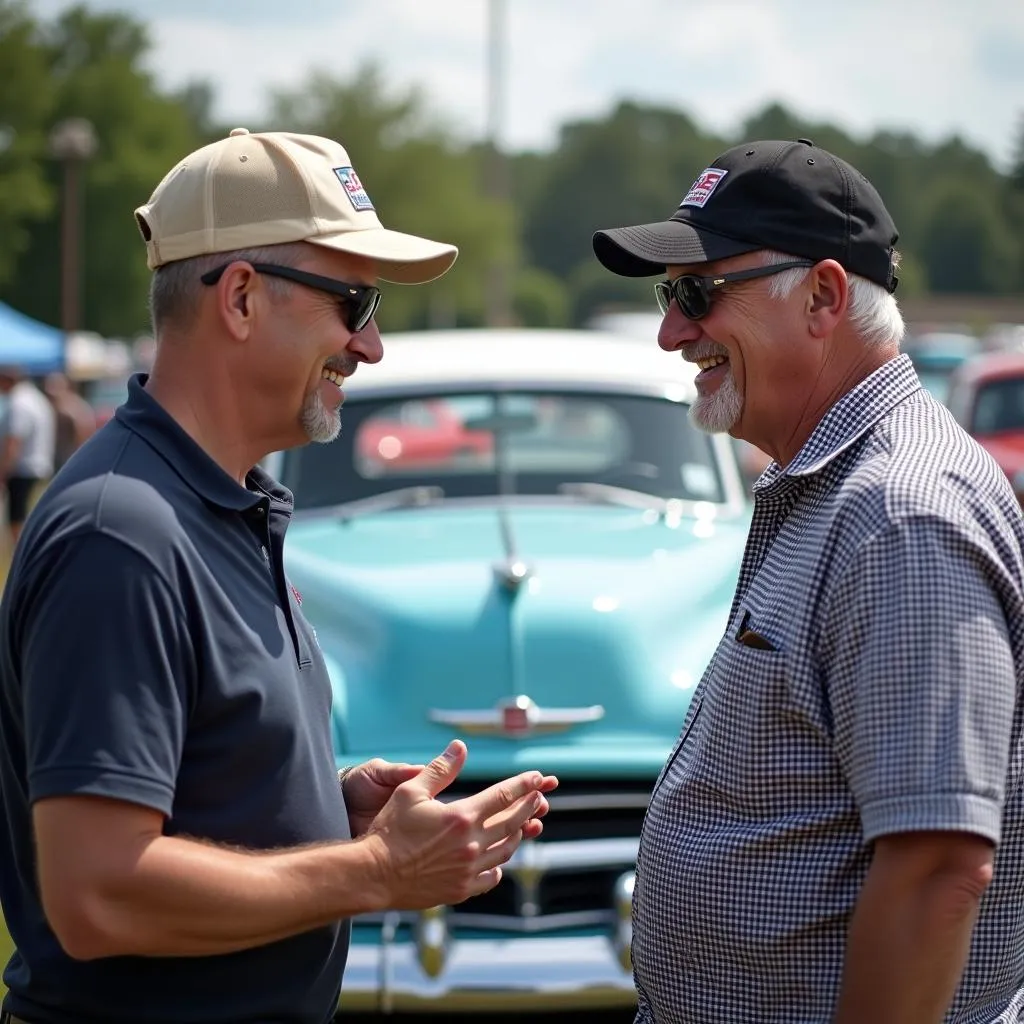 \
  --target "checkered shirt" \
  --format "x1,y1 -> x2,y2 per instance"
633,354 -> 1024,1024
